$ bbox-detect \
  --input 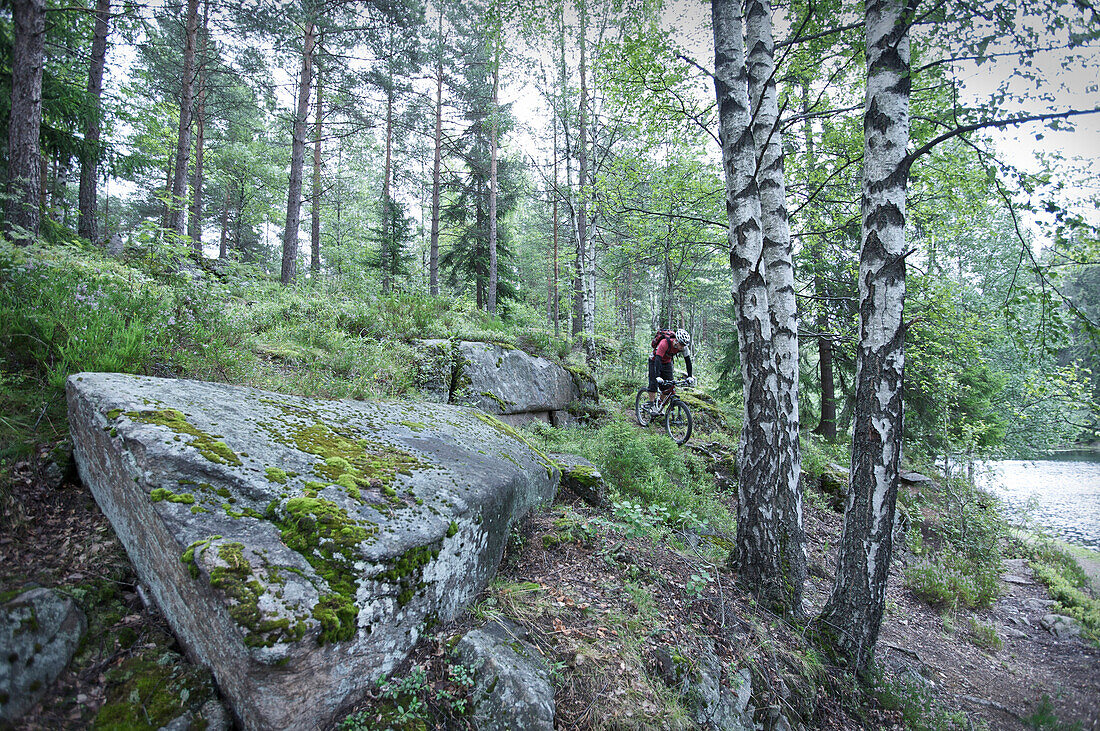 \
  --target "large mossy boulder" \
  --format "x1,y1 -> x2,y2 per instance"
66,373 -> 558,730
413,340 -> 597,426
